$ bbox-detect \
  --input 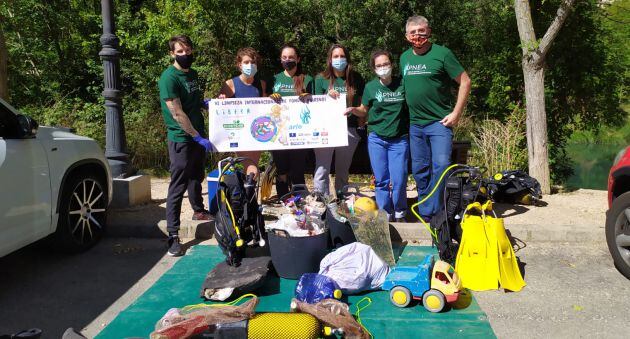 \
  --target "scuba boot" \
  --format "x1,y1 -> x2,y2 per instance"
244,173 -> 266,247
276,177 -> 289,200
